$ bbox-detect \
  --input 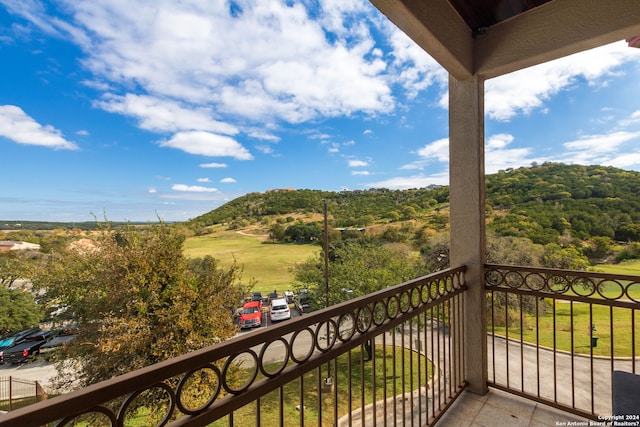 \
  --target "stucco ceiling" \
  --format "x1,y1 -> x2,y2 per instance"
449,0 -> 552,32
